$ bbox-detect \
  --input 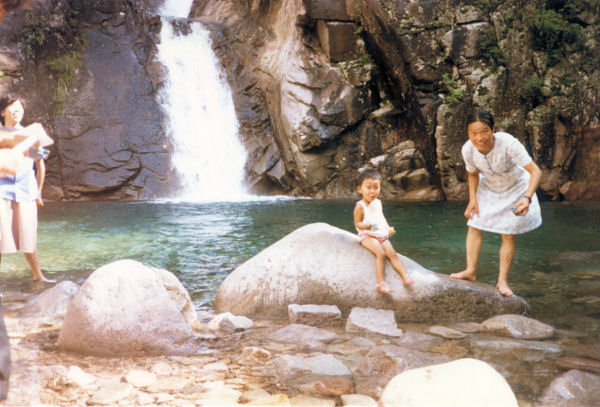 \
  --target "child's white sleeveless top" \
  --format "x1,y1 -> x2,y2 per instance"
356,199 -> 389,237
